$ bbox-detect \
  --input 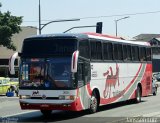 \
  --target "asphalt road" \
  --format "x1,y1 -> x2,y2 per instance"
0,89 -> 160,123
